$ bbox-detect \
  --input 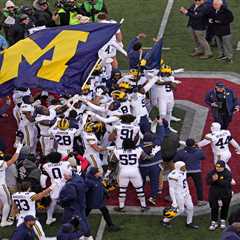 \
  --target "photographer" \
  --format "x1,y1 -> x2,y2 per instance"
205,82 -> 239,129
80,0 -> 108,22
57,0 -> 86,26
